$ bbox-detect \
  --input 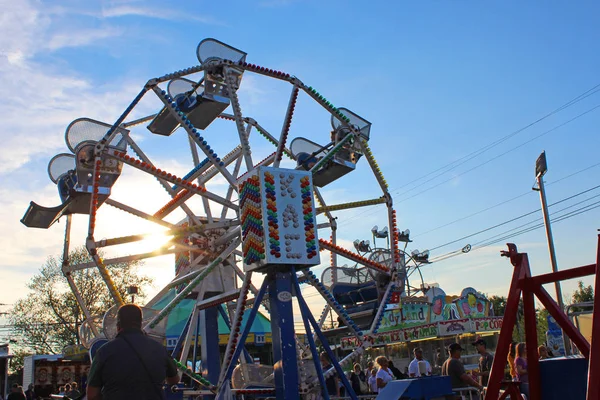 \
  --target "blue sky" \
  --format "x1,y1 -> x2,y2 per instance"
1,0 -> 600,334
